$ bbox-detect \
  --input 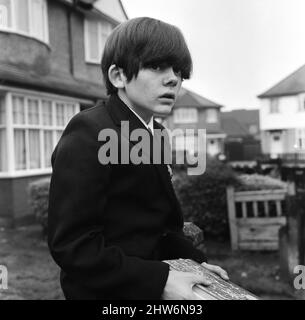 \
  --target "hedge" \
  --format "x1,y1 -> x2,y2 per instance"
28,178 -> 50,237
29,165 -> 288,241
173,160 -> 241,240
